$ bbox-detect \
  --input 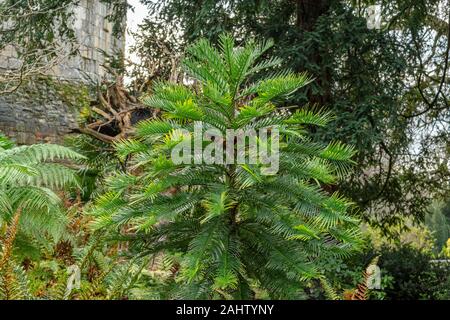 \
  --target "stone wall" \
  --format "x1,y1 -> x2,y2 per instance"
57,0 -> 125,81
0,0 -> 125,144
0,78 -> 91,144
